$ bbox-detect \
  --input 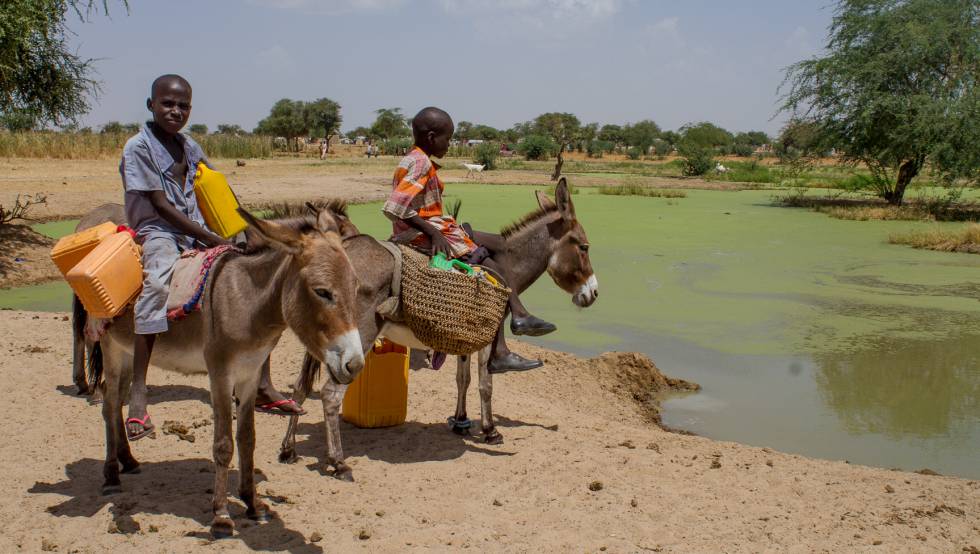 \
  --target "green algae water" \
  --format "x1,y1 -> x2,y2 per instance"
4,185 -> 978,478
